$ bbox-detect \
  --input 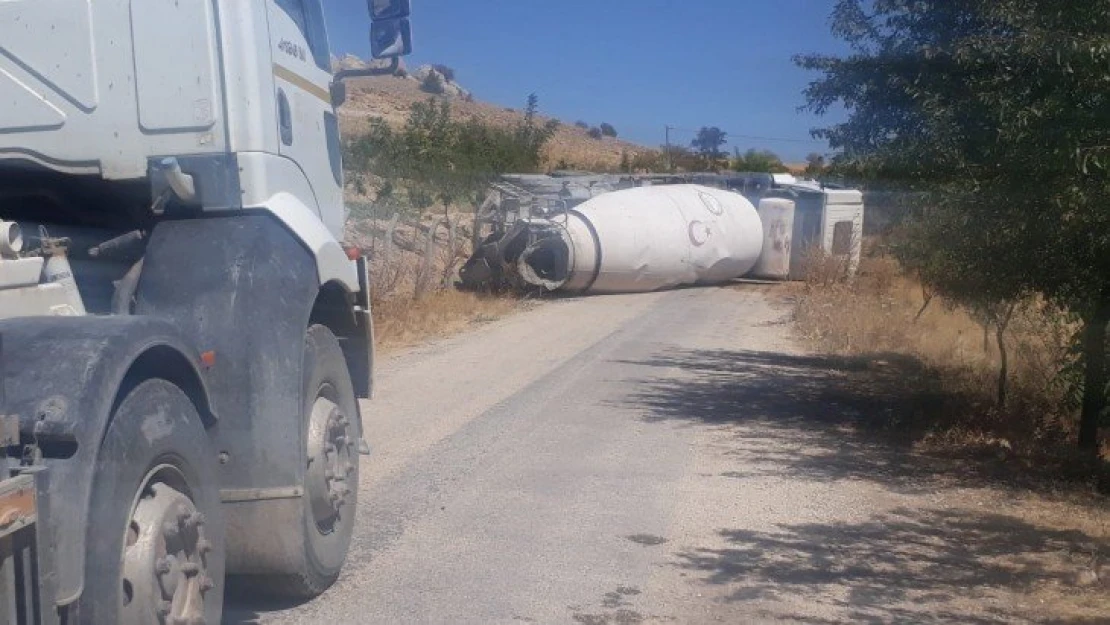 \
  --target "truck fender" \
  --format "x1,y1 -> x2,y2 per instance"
0,315 -> 215,607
